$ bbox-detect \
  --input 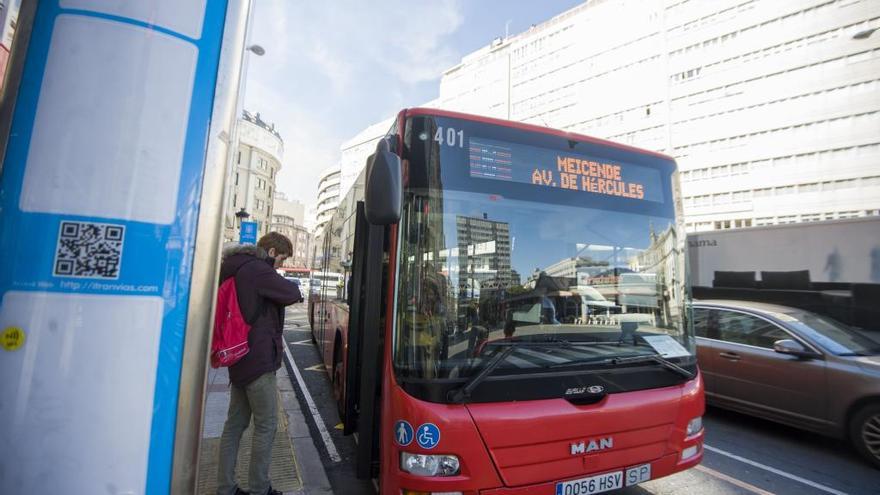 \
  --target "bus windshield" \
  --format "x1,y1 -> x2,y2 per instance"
394,113 -> 693,385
